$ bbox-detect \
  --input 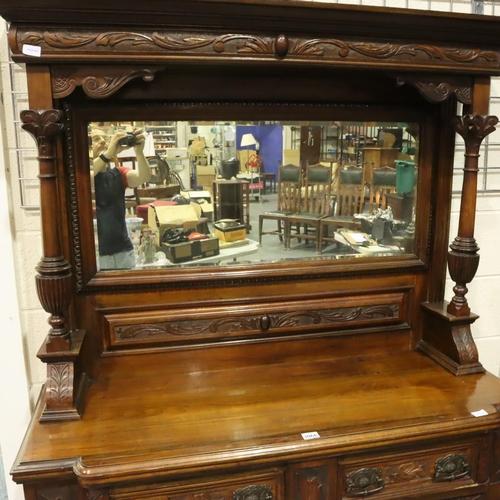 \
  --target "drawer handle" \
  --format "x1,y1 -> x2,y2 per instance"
259,314 -> 271,331
346,468 -> 385,497
434,453 -> 470,482
233,485 -> 273,500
